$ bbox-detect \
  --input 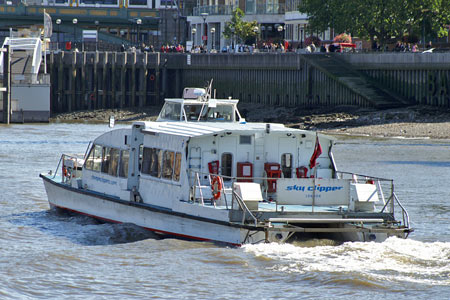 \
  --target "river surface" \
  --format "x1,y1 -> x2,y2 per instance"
0,123 -> 449,299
